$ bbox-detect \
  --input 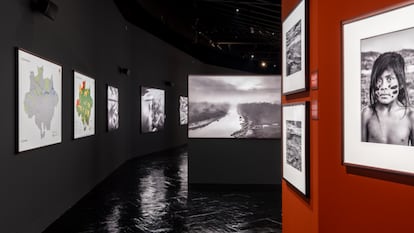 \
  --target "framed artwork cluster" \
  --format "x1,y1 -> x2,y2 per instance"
342,2 -> 414,175
281,0 -> 310,197
17,48 -> 120,152
17,48 -> 189,153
